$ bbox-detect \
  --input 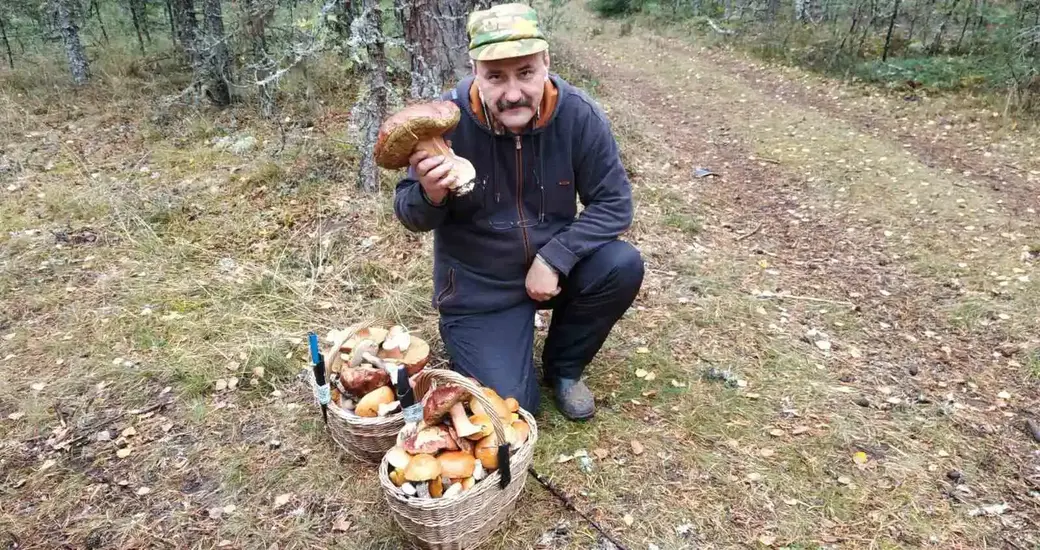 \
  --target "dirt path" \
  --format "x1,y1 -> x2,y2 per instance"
538,5 -> 1040,548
